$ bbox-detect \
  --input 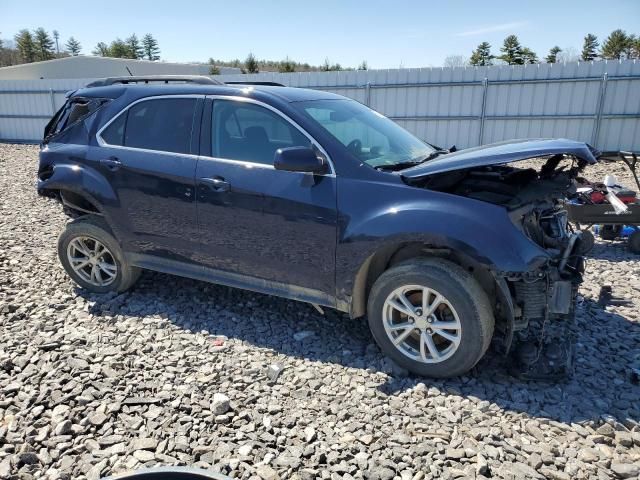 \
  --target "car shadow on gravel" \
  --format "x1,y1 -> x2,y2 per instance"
80,271 -> 640,427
